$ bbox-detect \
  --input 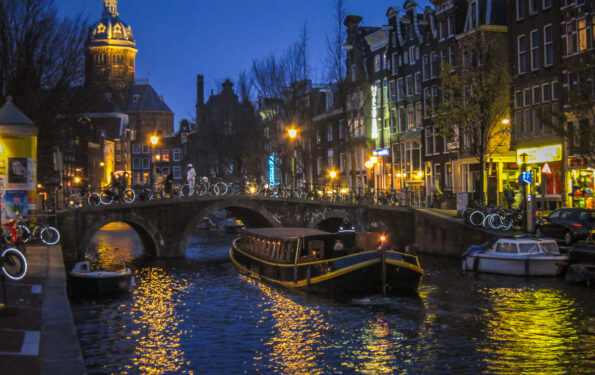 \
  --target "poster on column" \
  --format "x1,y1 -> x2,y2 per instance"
1,190 -> 28,222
